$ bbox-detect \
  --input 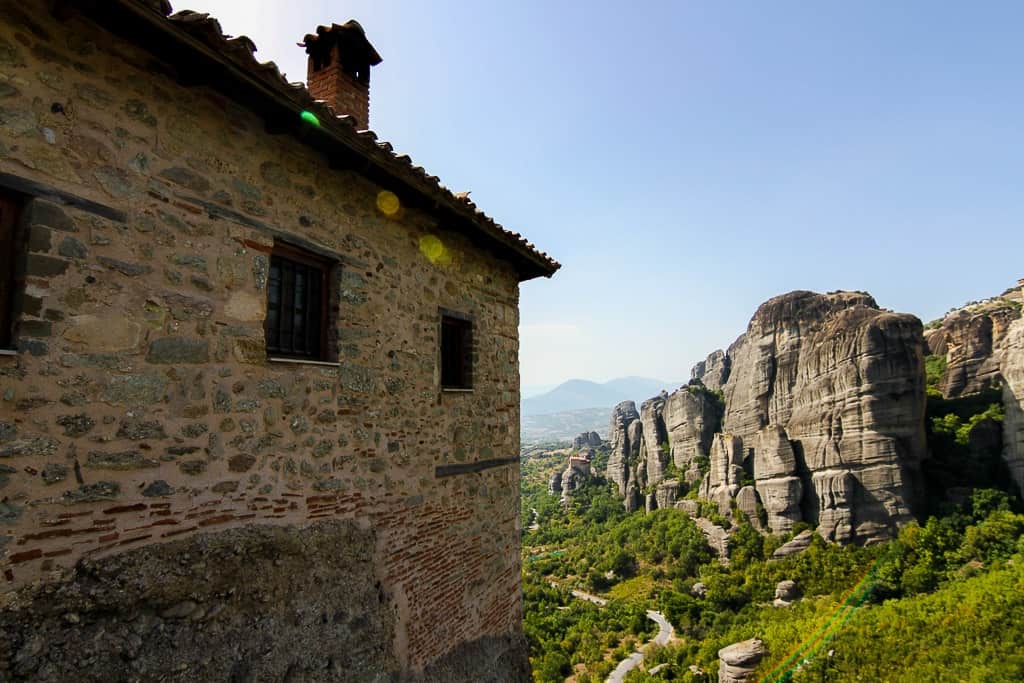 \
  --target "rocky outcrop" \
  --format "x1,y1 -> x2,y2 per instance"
812,470 -> 855,541
608,387 -> 723,511
609,290 -> 928,543
691,350 -> 731,390
640,393 -> 670,487
608,401 -> 642,498
1001,316 -> 1024,497
752,427 -> 804,534
694,518 -> 730,565
699,433 -> 745,516
623,480 -> 642,513
674,499 -> 700,518
0,521 -> 400,681
548,471 -> 563,495
774,580 -> 801,606
722,291 -> 925,543
561,457 -> 591,499
654,480 -> 681,510
735,486 -> 762,529
926,298 -> 1022,399
664,386 -> 722,482
770,529 -> 814,560
573,431 -> 602,450
718,638 -> 766,683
